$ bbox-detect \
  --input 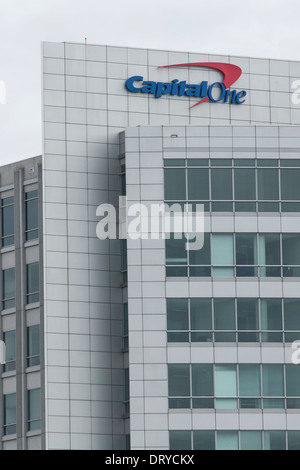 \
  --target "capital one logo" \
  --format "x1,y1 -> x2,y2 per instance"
125,62 -> 246,107
0,80 -> 6,104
